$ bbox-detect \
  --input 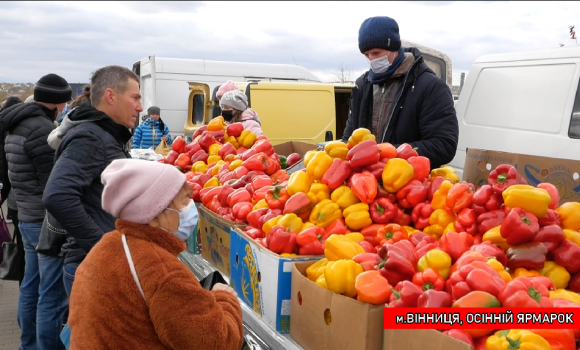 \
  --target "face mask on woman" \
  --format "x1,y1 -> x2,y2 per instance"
222,110 -> 235,122
164,200 -> 198,241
